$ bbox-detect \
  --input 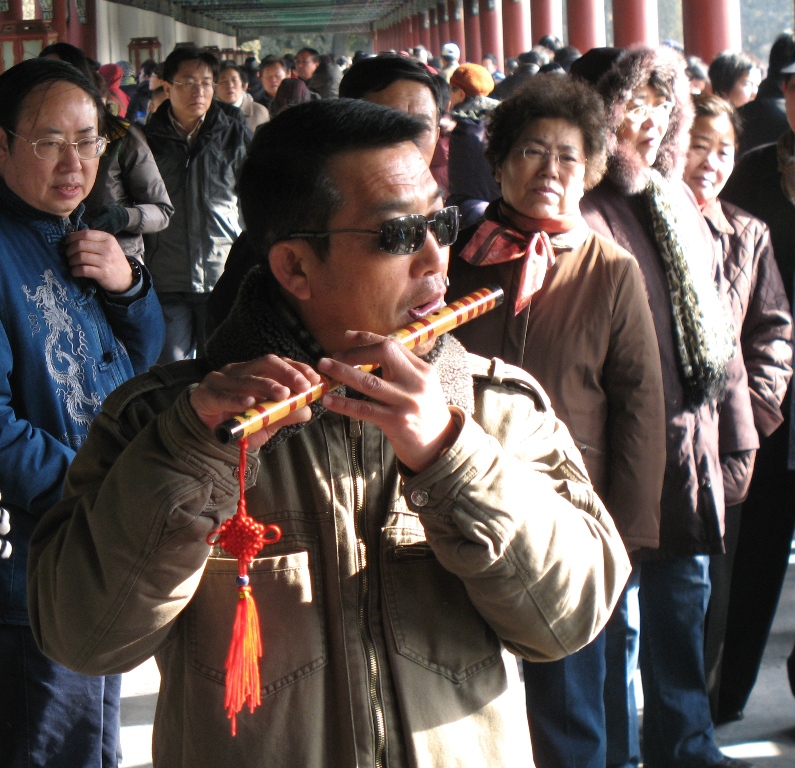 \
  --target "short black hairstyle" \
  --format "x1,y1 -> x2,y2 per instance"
140,58 -> 159,78
39,42 -> 96,84
482,53 -> 499,66
218,61 -> 246,80
162,45 -> 219,83
768,32 -> 795,80
259,56 -> 286,73
538,35 -> 563,52
296,47 -> 320,63
554,45 -> 581,72
685,55 -> 709,83
0,58 -> 105,146
708,50 -> 758,100
339,54 -> 444,124
239,98 -> 427,258
485,73 -> 608,189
